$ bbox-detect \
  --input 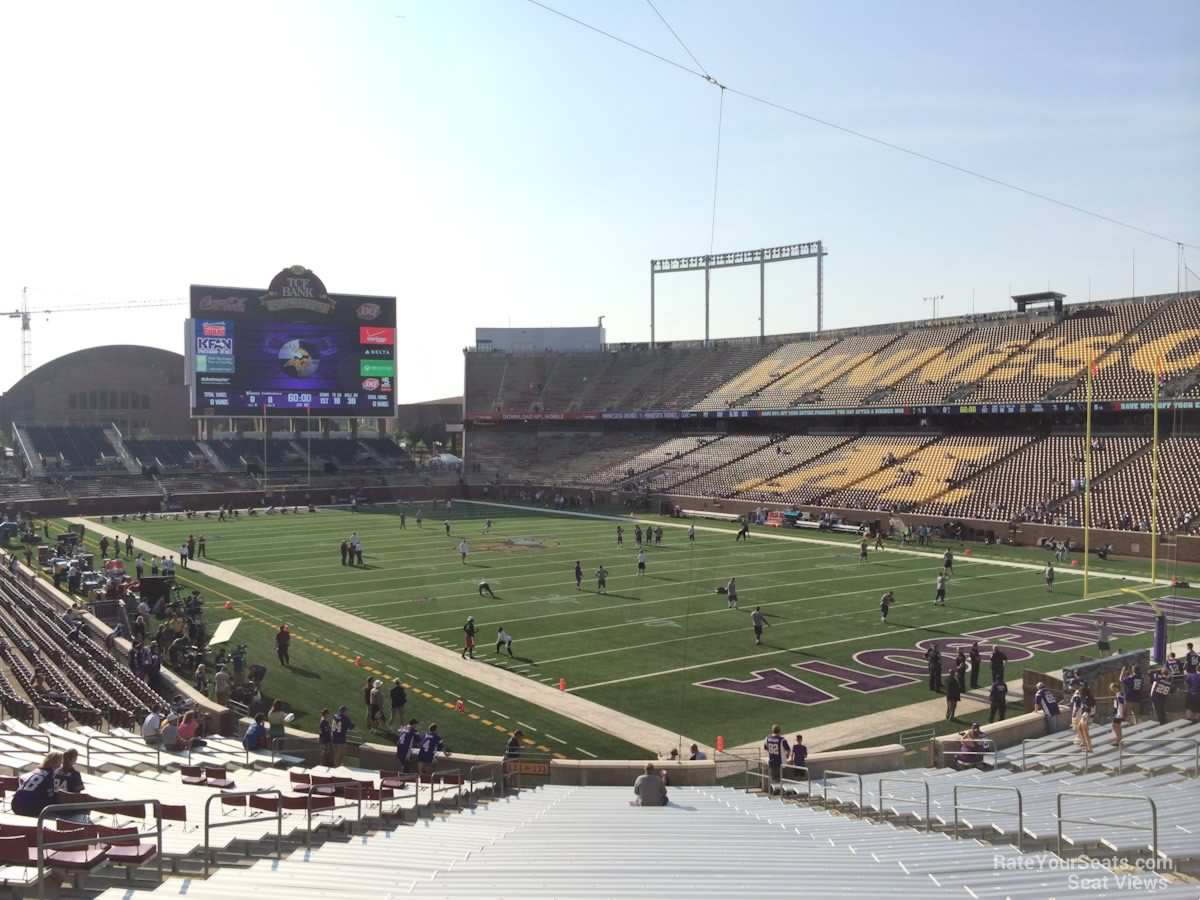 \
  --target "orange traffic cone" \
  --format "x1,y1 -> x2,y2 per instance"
354,655 -> 363,666
224,600 -> 233,610
716,736 -> 724,752
559,678 -> 566,691
964,548 -> 971,556
1071,559 -> 1079,567
455,699 -> 465,713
